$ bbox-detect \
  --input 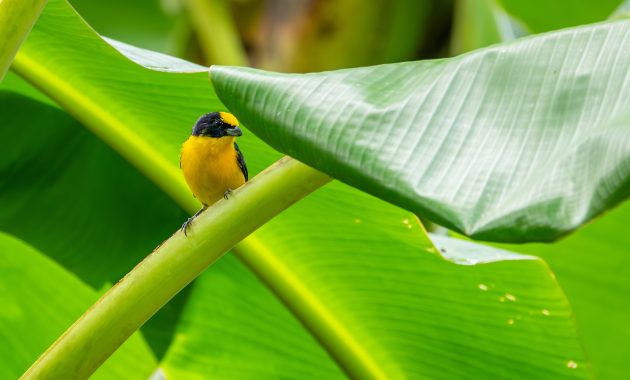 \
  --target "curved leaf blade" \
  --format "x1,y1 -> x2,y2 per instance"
211,20 -> 630,242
